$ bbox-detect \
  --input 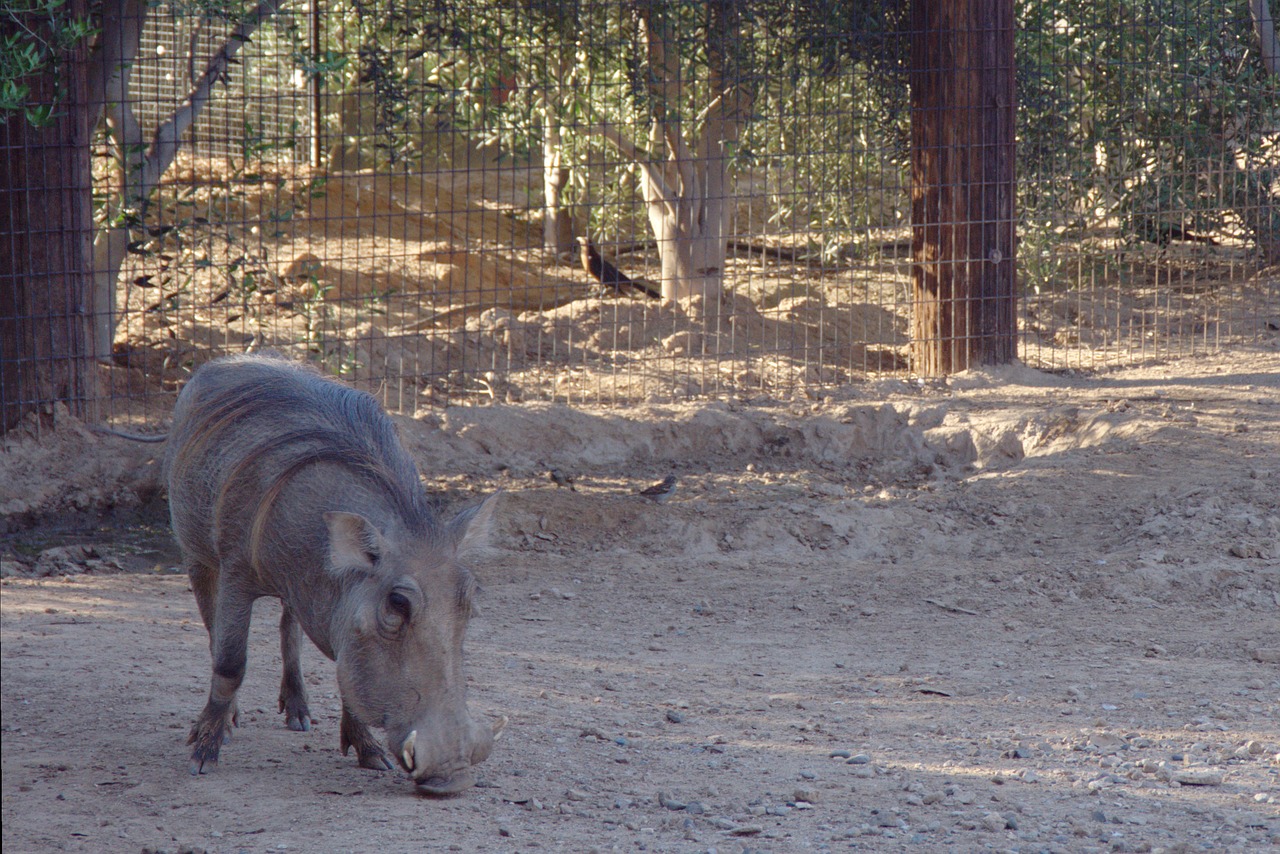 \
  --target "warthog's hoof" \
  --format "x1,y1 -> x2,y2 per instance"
356,746 -> 394,771
187,702 -> 237,774
340,711 -> 393,770
414,768 -> 476,796
279,694 -> 313,732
